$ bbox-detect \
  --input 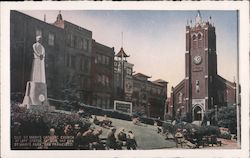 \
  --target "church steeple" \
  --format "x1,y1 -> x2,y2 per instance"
195,10 -> 202,25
